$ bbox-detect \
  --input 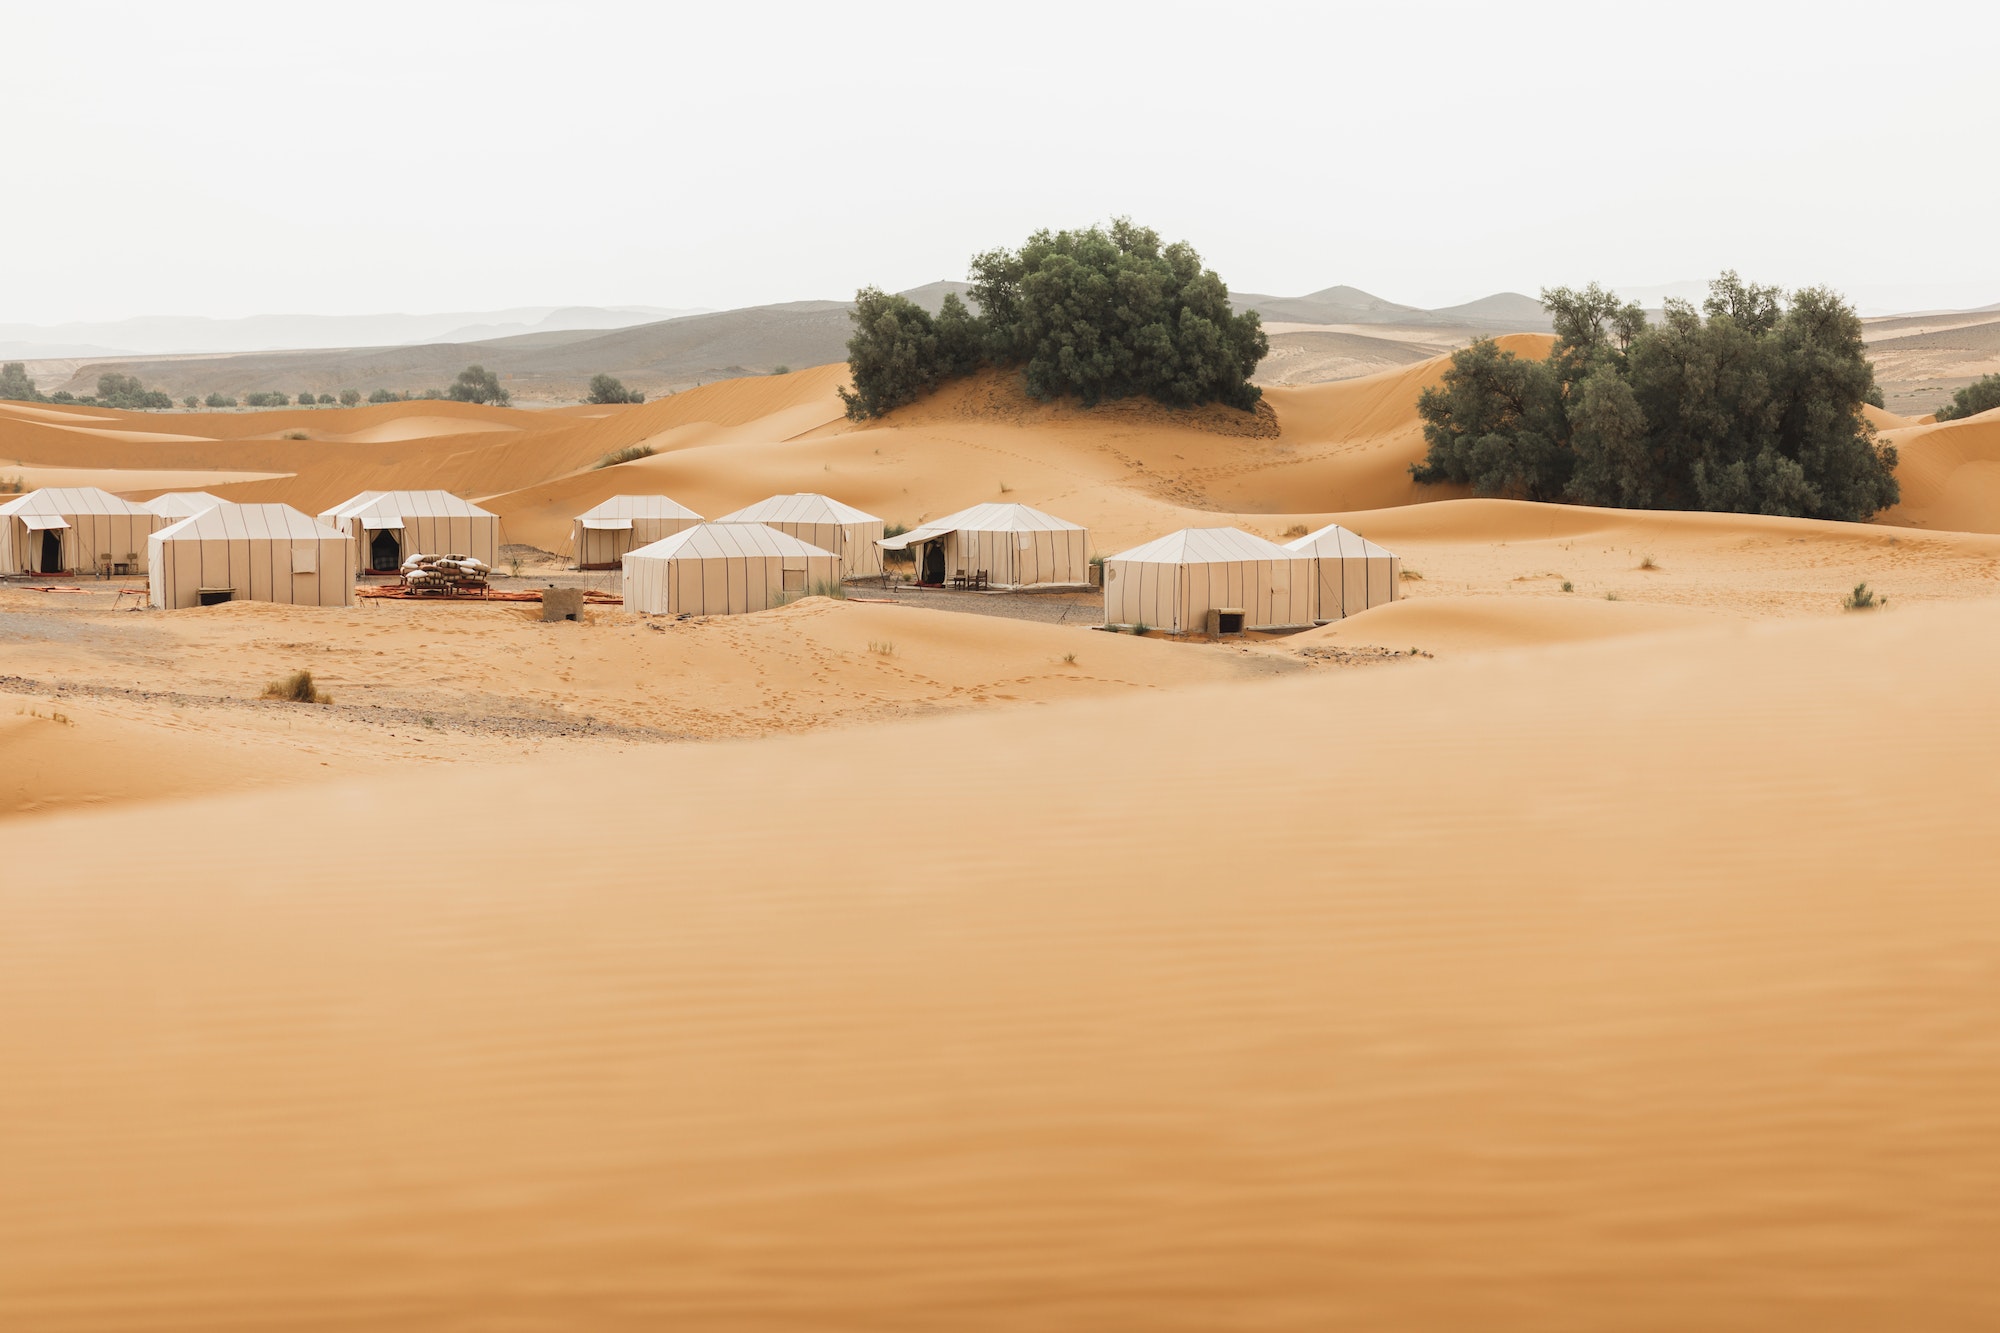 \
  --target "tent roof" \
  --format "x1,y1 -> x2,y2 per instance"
0,486 -> 155,518
878,502 -> 1084,550
319,490 -> 496,521
1282,522 -> 1399,560
713,493 -> 881,526
143,491 -> 227,518
154,503 -> 351,543
1107,526 -> 1304,565
627,522 -> 840,562
576,493 -> 702,522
